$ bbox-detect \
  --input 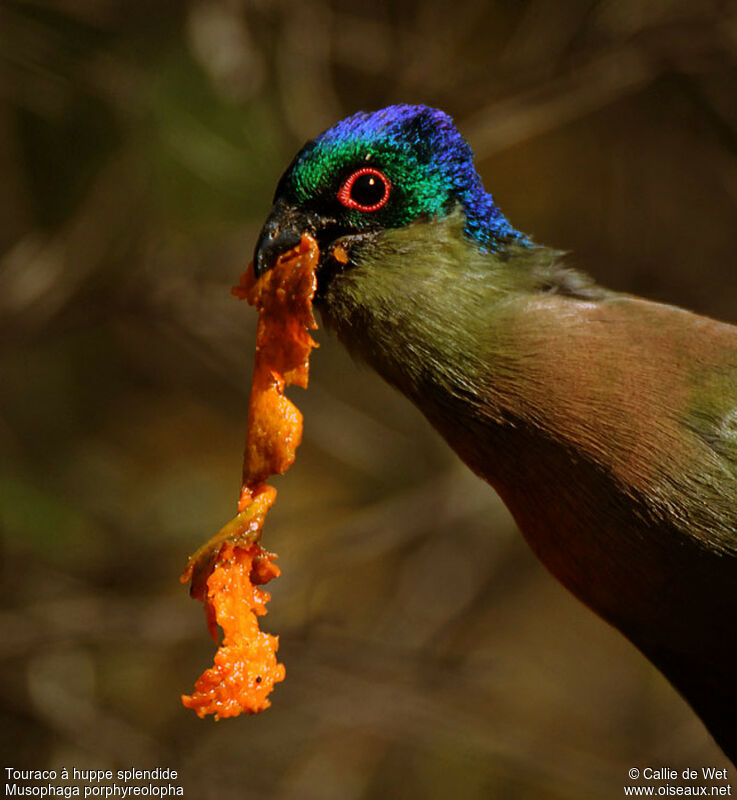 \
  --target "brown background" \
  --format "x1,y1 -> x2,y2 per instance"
1,1 -> 736,797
